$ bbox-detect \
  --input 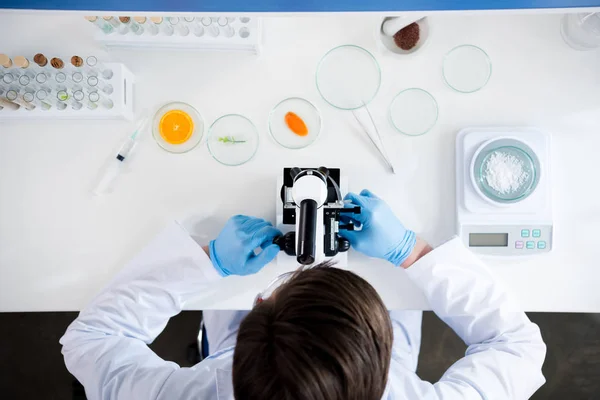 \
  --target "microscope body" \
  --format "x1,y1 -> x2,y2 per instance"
275,167 -> 360,266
